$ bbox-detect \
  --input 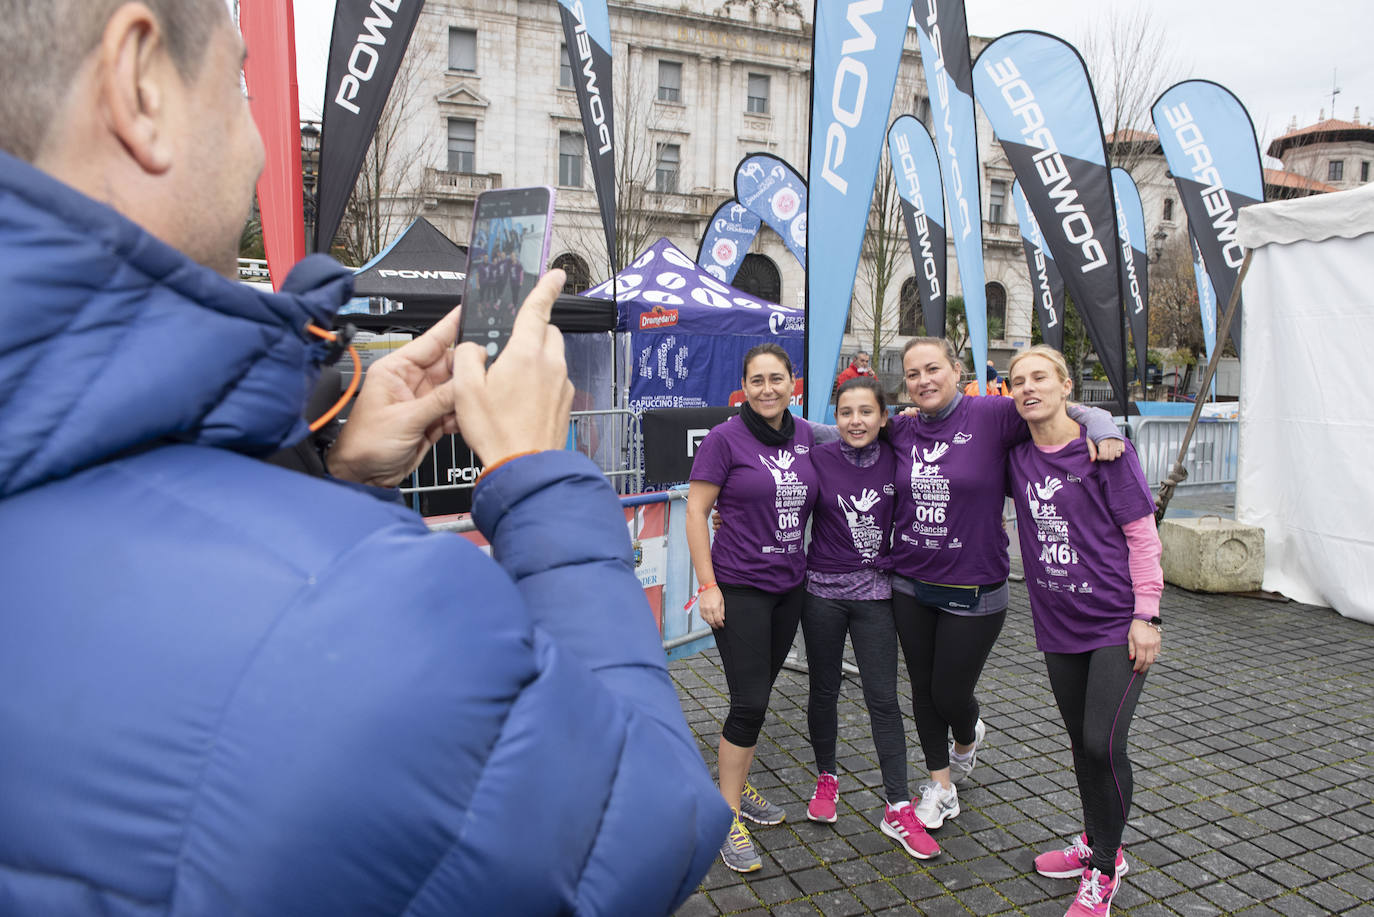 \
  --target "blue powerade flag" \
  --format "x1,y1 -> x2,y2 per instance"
1191,233 -> 1218,400
805,0 -> 909,419
696,199 -> 761,284
1152,80 -> 1264,356
887,116 -> 946,336
557,0 -> 617,272
1111,167 -> 1149,383
1011,180 -> 1064,352
735,153 -> 808,269
913,0 -> 988,389
973,31 -> 1127,413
